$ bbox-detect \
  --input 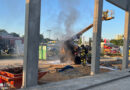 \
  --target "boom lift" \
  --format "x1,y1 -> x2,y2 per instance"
60,10 -> 114,63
